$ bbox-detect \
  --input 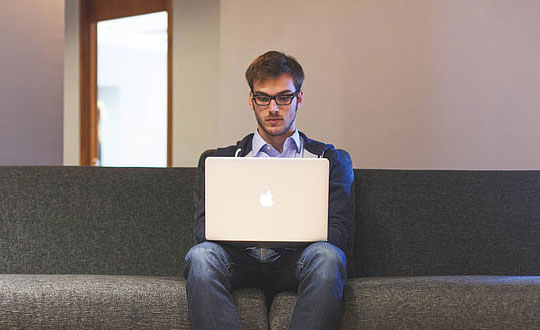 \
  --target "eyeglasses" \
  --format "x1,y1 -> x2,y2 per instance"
252,91 -> 299,106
